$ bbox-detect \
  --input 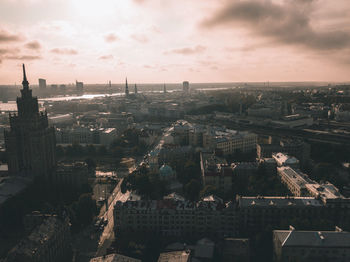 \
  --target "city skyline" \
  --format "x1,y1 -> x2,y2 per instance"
1,0 -> 350,84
